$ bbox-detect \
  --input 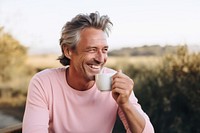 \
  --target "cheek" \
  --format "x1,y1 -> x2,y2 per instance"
104,54 -> 108,62
71,53 -> 85,63
84,53 -> 96,61
76,54 -> 91,67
